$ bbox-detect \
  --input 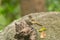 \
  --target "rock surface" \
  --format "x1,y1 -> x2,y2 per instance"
0,12 -> 60,40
